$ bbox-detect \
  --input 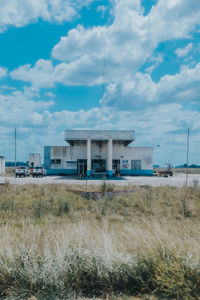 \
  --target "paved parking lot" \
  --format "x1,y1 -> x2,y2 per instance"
0,173 -> 200,187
